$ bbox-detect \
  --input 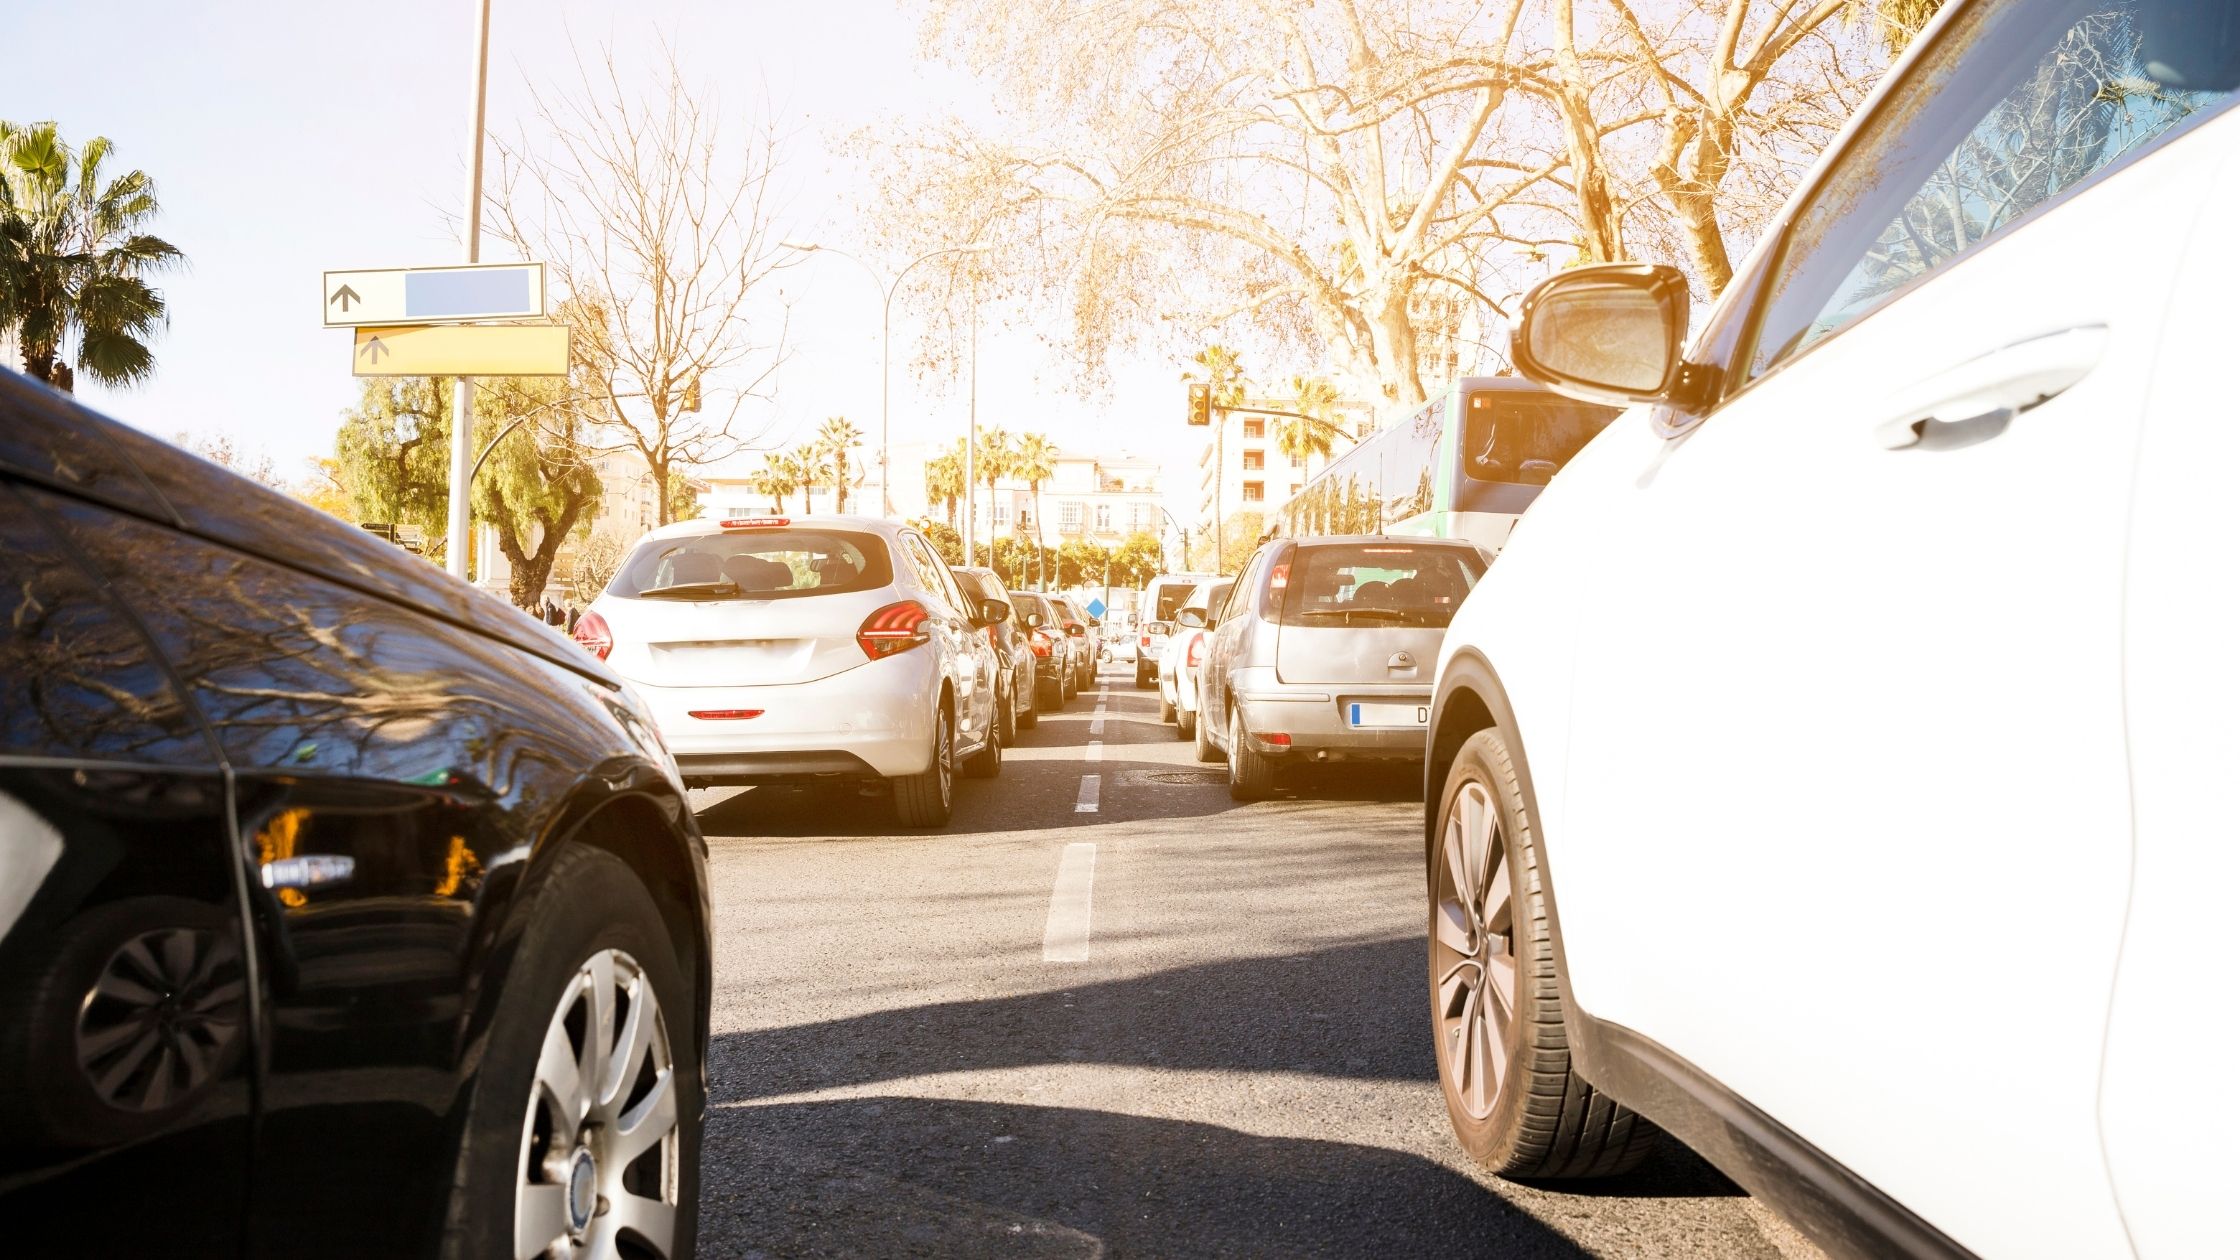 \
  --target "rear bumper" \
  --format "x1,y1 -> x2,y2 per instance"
1230,670 -> 1430,761
628,656 -> 939,782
